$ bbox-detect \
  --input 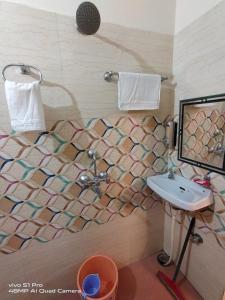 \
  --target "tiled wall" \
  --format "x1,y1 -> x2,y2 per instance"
0,114 -> 168,254
0,4 -> 172,295
0,1 -> 174,256
168,151 -> 225,249
1,1 -> 224,299
182,106 -> 225,167
0,1 -> 173,130
169,1 -> 225,299
165,151 -> 225,300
